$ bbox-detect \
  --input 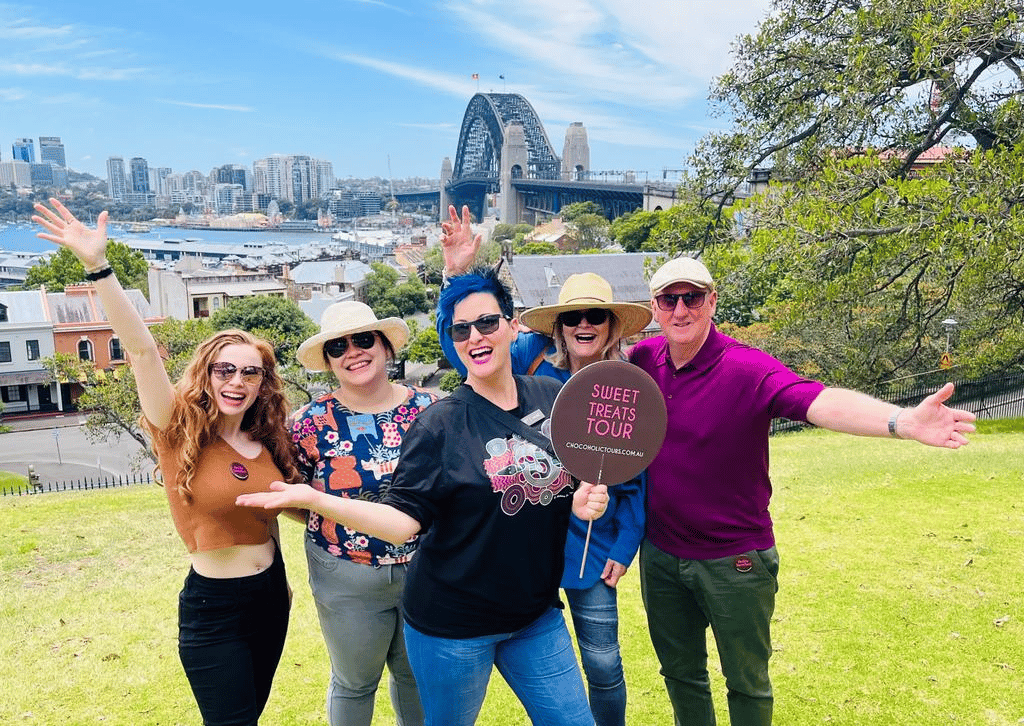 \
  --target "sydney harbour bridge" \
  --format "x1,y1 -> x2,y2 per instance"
393,93 -> 681,224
